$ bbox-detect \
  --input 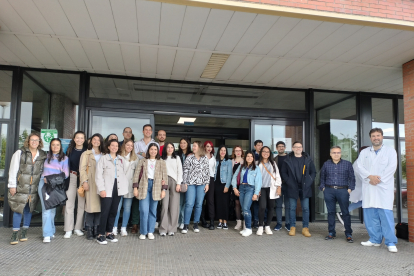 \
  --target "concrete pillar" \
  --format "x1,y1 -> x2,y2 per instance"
403,59 -> 414,242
